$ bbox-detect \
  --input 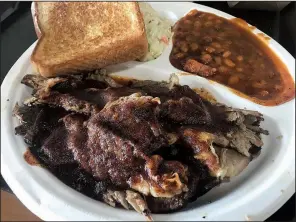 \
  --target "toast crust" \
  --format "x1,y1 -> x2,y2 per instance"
31,2 -> 148,77
31,2 -> 42,38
